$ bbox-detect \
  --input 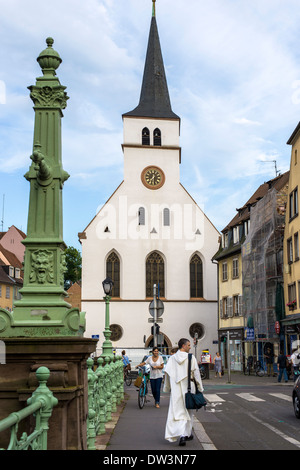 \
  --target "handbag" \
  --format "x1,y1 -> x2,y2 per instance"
134,375 -> 142,388
185,353 -> 207,410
